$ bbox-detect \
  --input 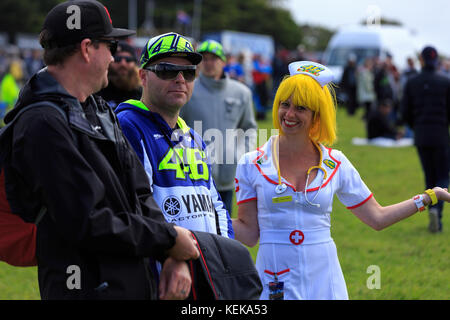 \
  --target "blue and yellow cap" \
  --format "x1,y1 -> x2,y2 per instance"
139,32 -> 202,68
197,39 -> 226,61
